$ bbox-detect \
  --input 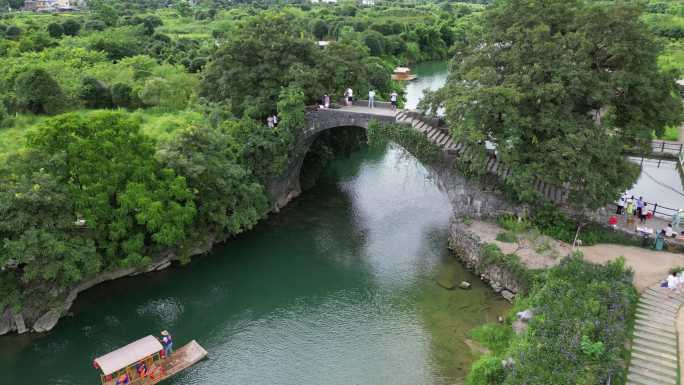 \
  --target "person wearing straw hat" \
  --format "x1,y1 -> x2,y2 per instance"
160,330 -> 173,358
